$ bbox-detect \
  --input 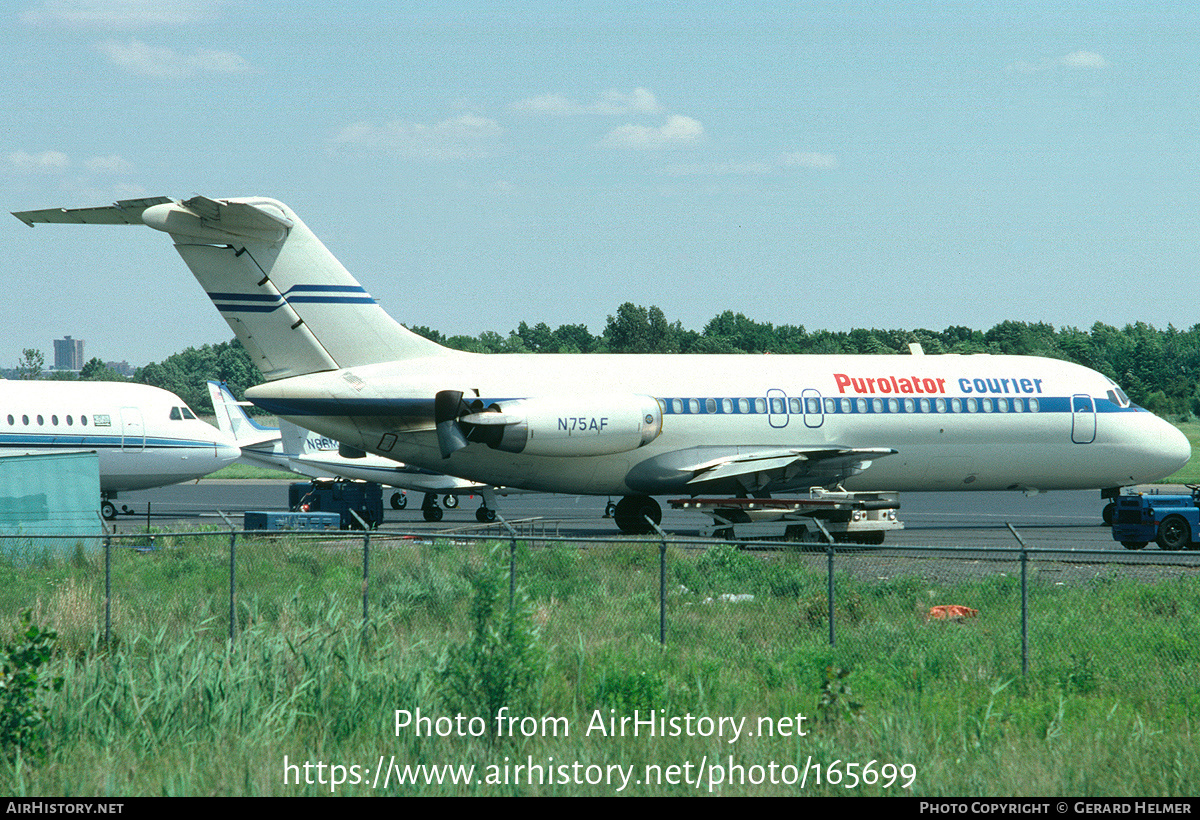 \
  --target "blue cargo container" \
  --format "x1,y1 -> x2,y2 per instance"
244,510 -> 342,531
